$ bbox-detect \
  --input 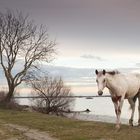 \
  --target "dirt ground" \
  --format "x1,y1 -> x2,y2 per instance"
0,120 -> 58,140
